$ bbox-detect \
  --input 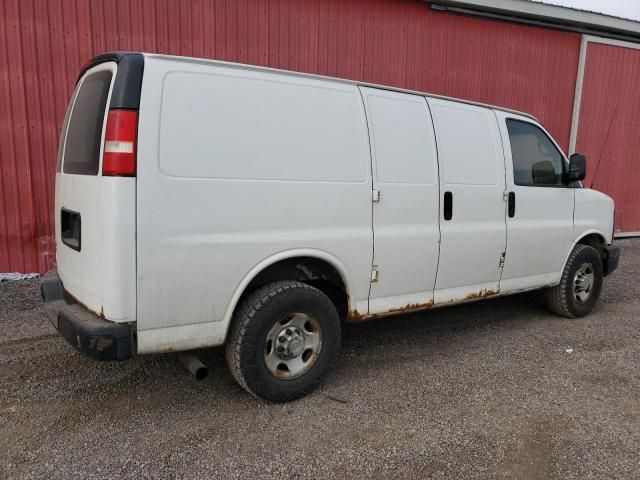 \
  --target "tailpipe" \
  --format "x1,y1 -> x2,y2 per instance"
178,353 -> 209,380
